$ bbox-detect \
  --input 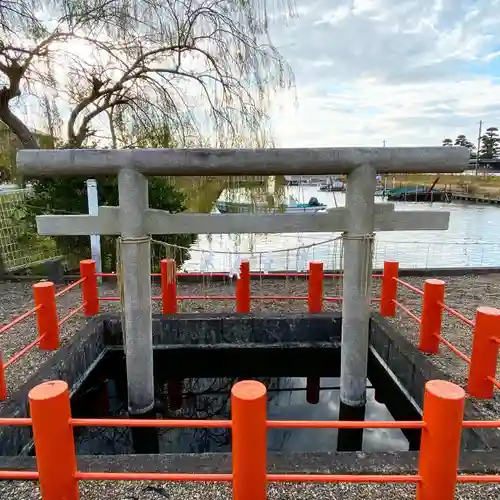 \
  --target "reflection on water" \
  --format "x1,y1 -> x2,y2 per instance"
179,186 -> 500,271
73,376 -> 409,455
